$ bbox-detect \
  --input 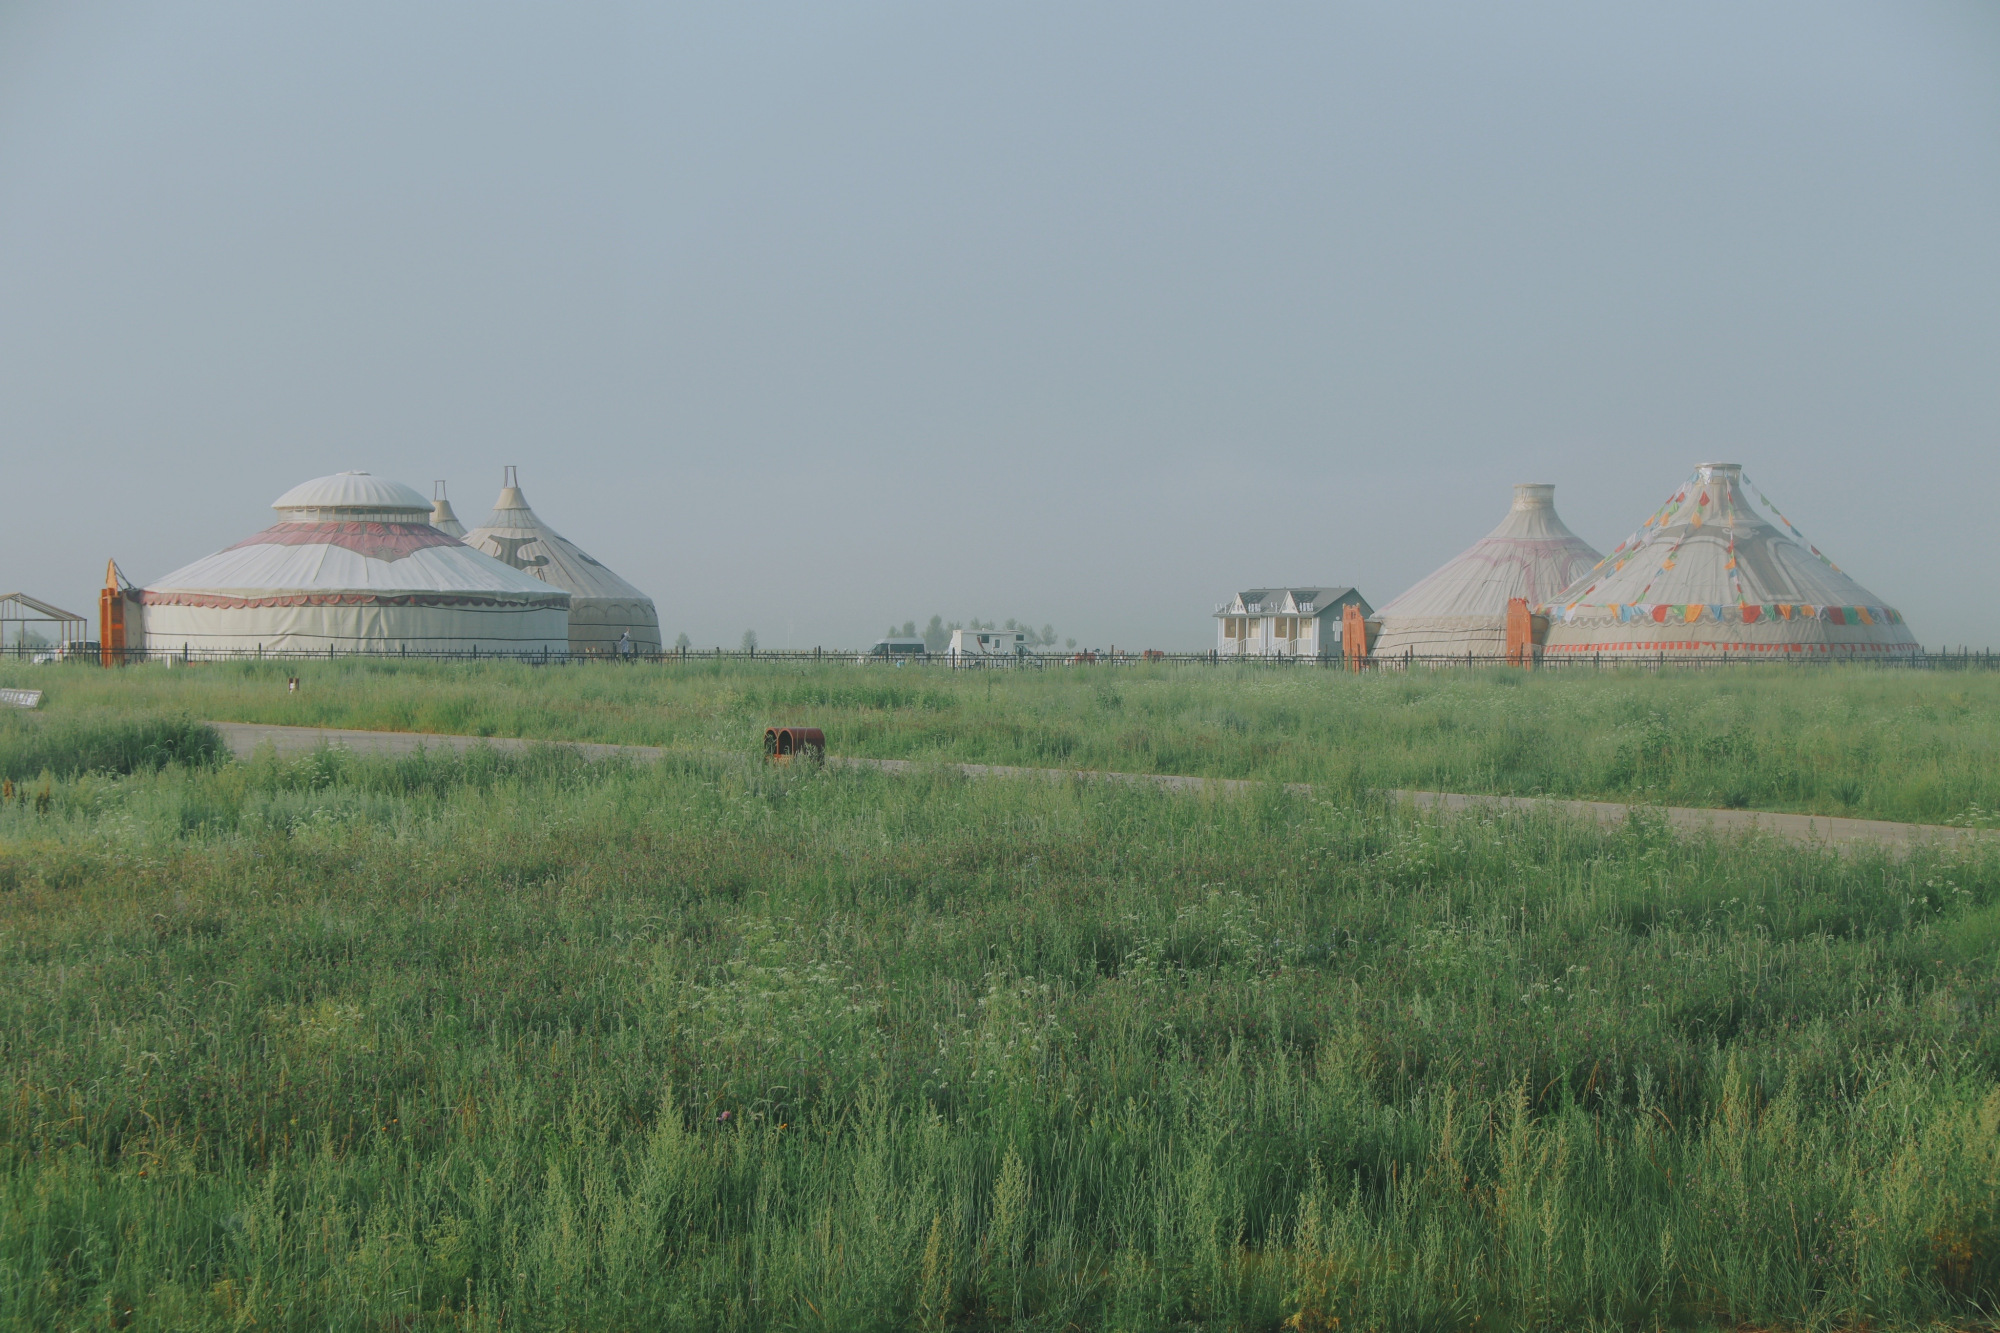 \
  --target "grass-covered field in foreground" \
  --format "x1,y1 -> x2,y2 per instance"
3,681 -> 2000,1330
8,657 -> 2000,824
